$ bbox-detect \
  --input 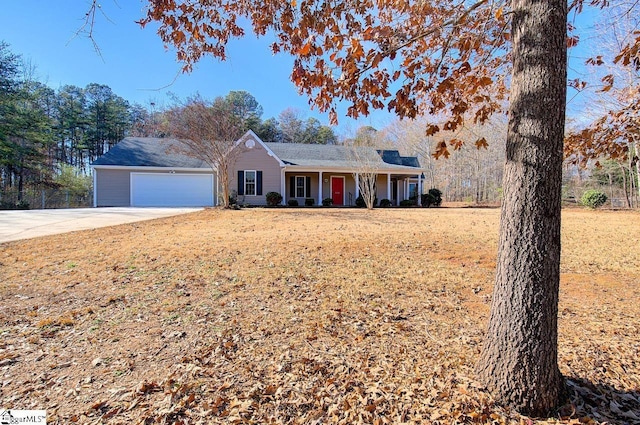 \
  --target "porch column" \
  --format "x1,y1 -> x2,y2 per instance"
387,173 -> 391,202
417,173 -> 423,206
355,173 -> 360,199
318,171 -> 323,205
281,168 -> 286,205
